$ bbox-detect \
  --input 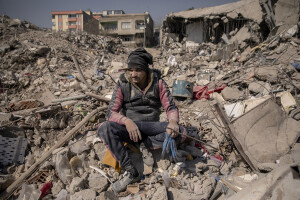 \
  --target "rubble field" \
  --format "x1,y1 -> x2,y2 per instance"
1,8 -> 300,200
